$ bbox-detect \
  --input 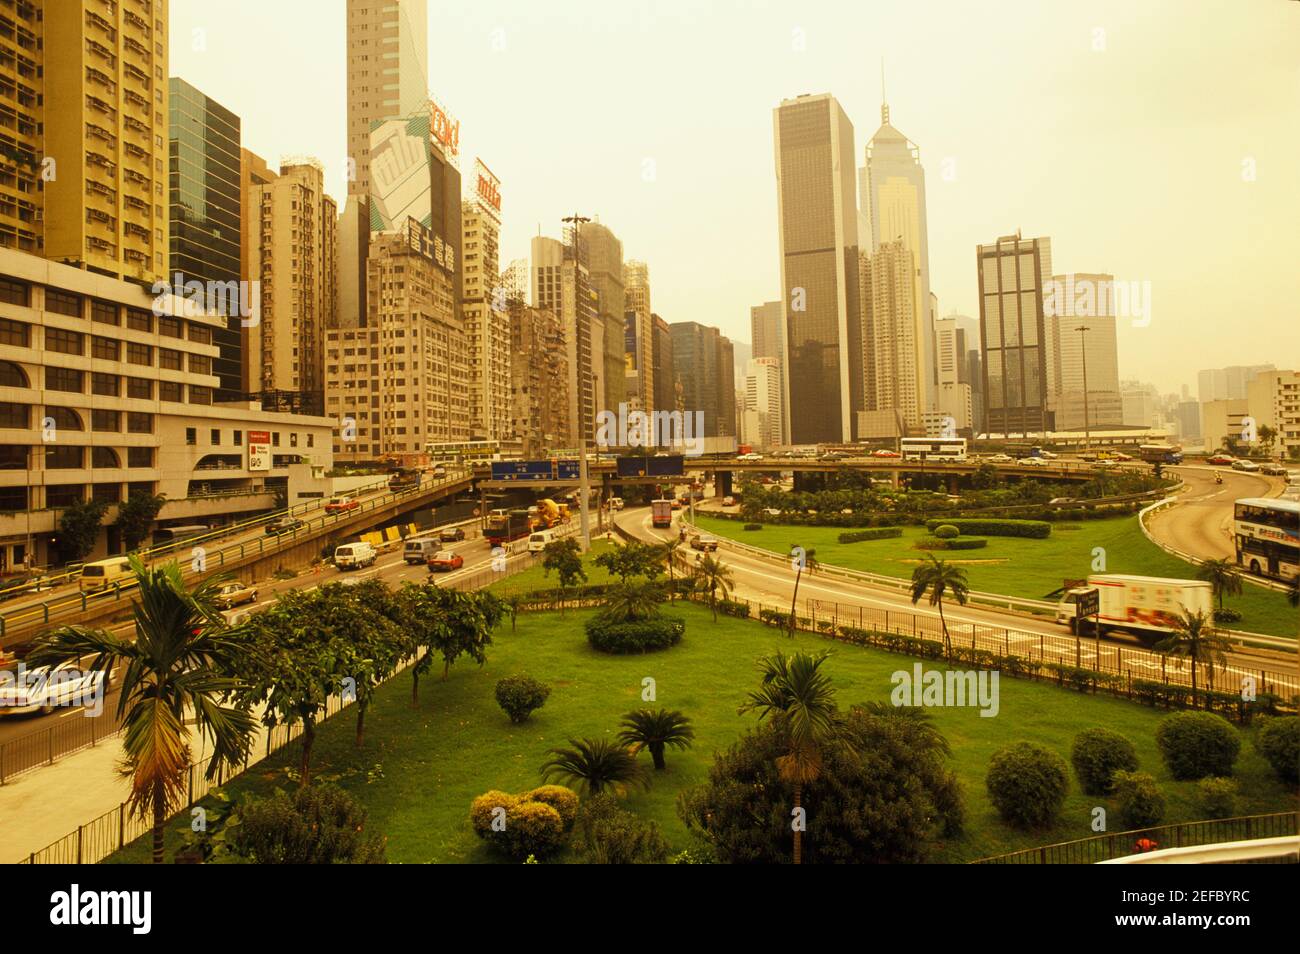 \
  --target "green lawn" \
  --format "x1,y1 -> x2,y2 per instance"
695,514 -> 1299,638
486,538 -> 621,595
105,602 -> 1297,864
